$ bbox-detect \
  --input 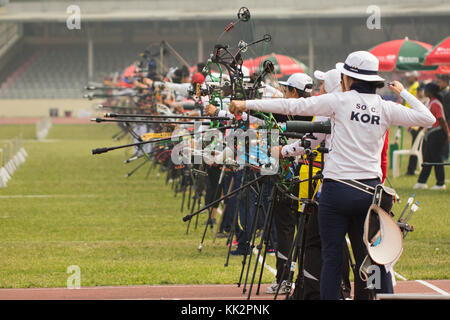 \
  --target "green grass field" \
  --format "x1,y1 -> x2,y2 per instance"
0,124 -> 277,288
0,124 -> 448,288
